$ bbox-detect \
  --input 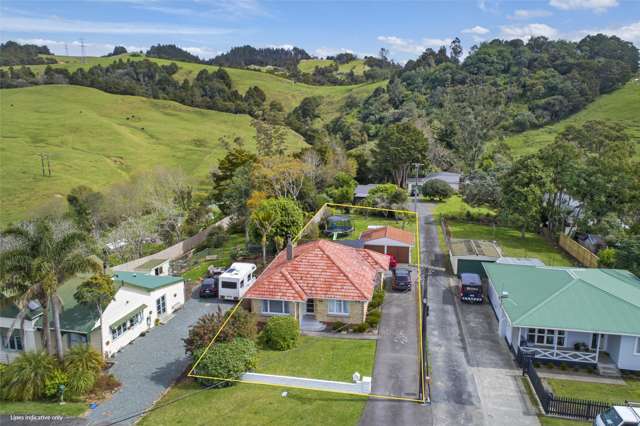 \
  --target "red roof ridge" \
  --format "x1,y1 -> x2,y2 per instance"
316,240 -> 368,300
360,248 -> 392,269
281,269 -> 307,300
